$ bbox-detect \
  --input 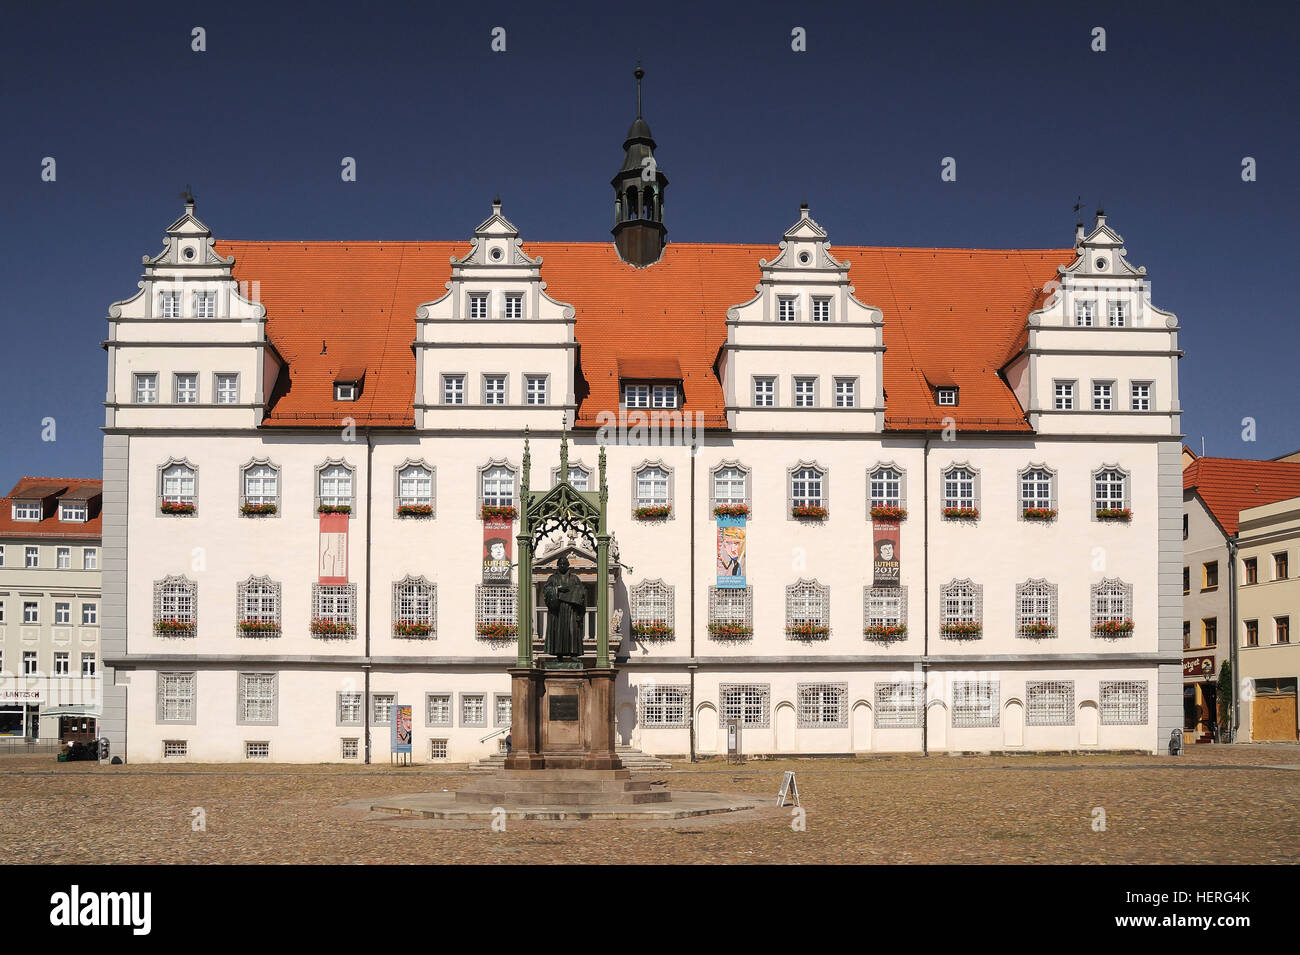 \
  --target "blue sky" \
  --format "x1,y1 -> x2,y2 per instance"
1,0 -> 1296,484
